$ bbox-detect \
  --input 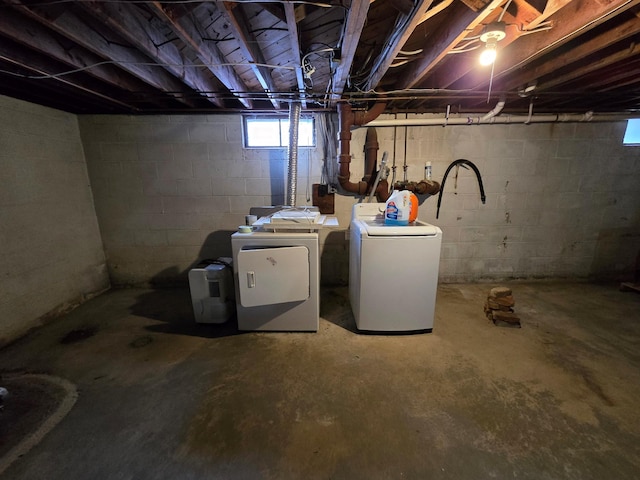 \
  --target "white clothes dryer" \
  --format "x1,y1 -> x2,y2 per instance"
349,203 -> 442,332
231,230 -> 319,331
